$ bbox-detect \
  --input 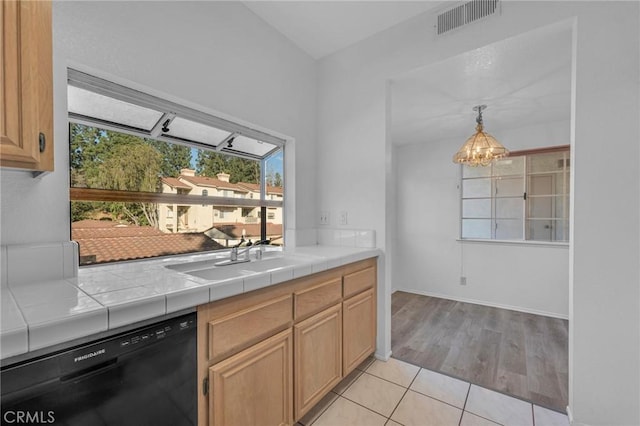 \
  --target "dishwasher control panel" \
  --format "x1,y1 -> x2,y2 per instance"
59,313 -> 196,375
119,317 -> 194,348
